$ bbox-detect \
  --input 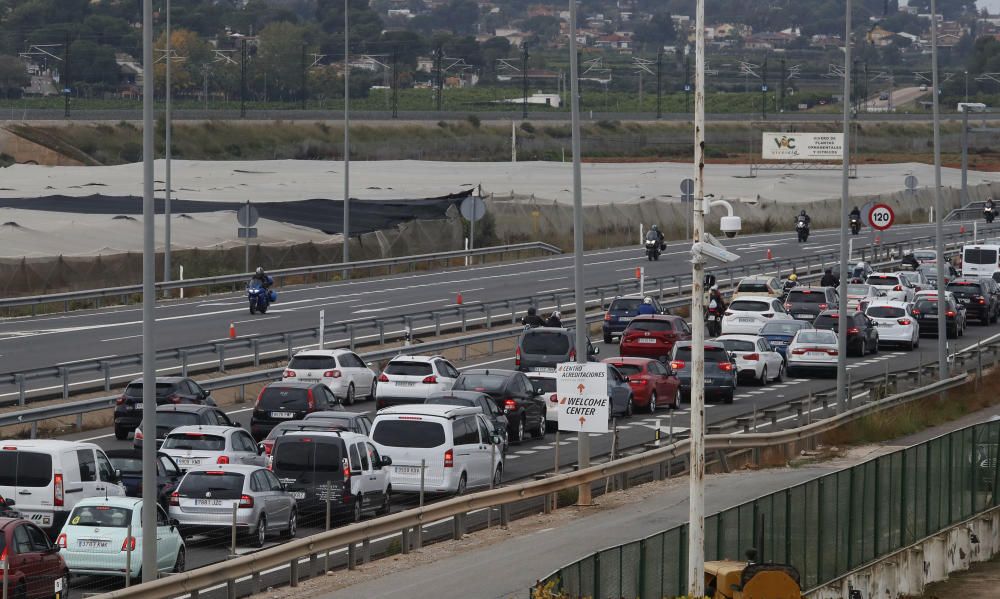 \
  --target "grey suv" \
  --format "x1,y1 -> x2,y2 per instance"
515,327 -> 599,372
669,341 -> 738,404
784,287 -> 838,322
